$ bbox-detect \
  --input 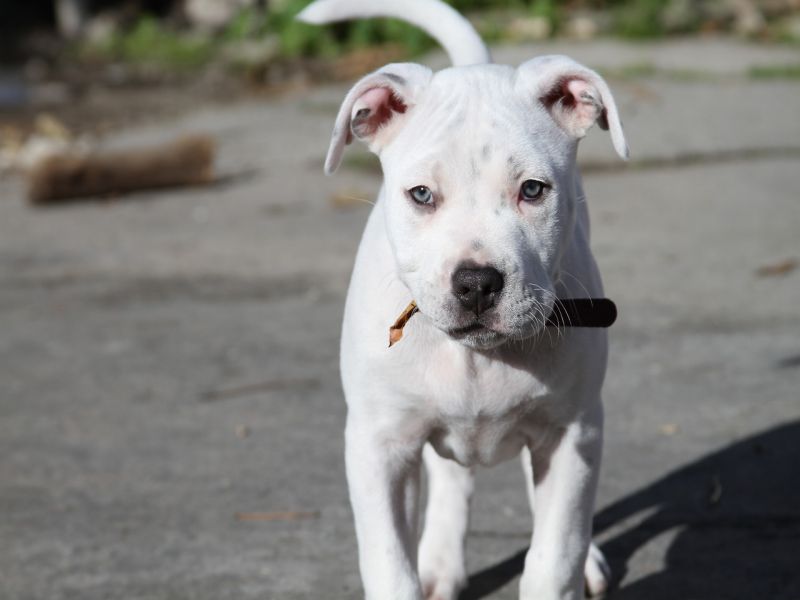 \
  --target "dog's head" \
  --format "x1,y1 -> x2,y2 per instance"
326,56 -> 628,349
